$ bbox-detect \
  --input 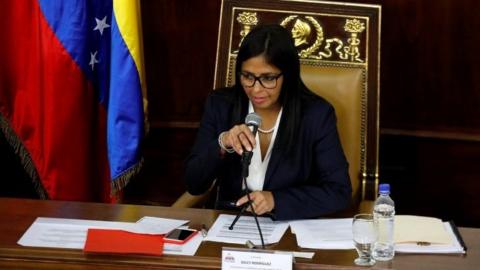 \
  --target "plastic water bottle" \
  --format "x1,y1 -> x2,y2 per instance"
372,183 -> 395,261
